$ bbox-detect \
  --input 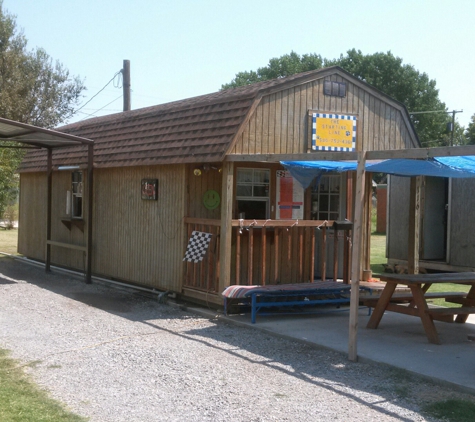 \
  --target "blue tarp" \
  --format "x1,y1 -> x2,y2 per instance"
281,156 -> 475,189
